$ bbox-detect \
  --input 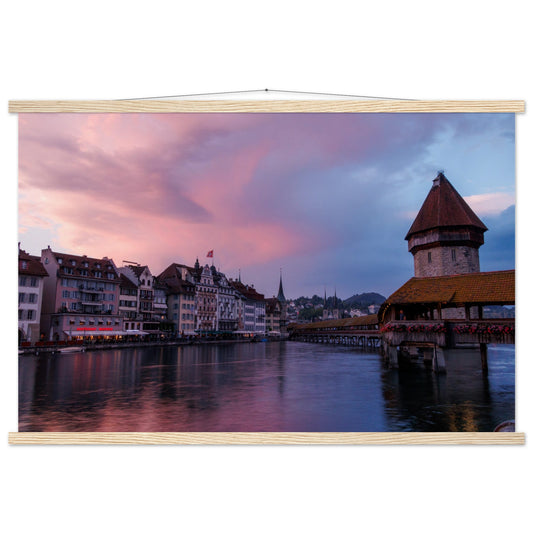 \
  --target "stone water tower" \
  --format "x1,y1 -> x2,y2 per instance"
405,172 -> 488,277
